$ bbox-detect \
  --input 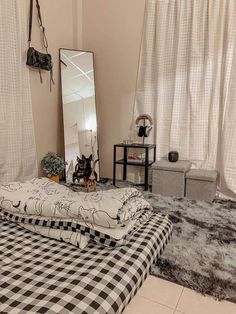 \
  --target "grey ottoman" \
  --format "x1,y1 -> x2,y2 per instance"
186,169 -> 218,202
152,160 -> 191,197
